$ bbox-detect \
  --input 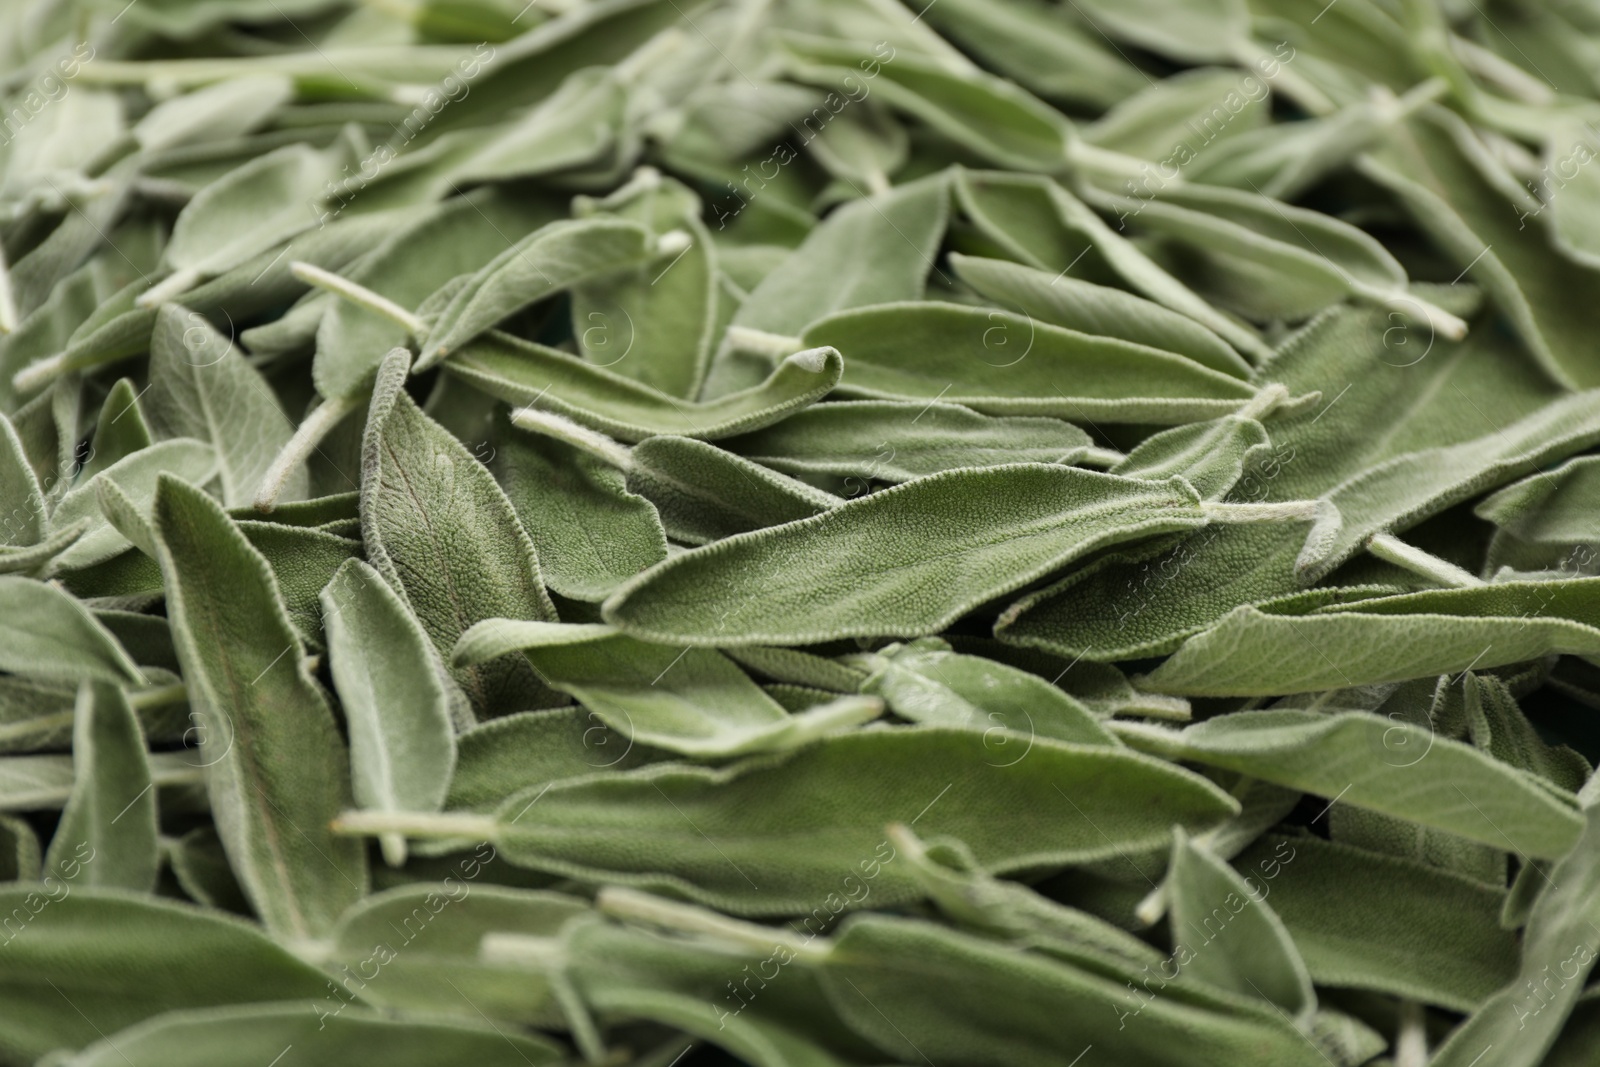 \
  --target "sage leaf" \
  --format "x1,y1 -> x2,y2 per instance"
780,38 -> 1071,172
0,412 -> 44,546
571,171 -> 720,398
1065,0 -> 1249,63
723,171 -> 949,342
48,438 -> 216,572
139,143 -> 336,306
852,638 -> 1115,747
43,682 -> 159,892
340,728 -> 1239,914
551,907 -> 880,1067
916,0 -> 1147,109
722,399 -> 1097,484
1084,68 -> 1269,162
0,812 -> 39,881
448,332 -> 843,442
1233,834 -> 1517,1012
497,419 -> 667,602
0,889 -> 328,1065
1428,801 -> 1600,1067
57,1004 -> 563,1067
821,913 -> 1341,1067
888,823 -> 1164,969
314,191 -> 567,401
1361,106 -> 1600,389
625,434 -> 839,544
151,475 -> 367,942
995,300 -> 1557,661
1166,828 -> 1315,1016
417,217 -> 654,369
0,575 -> 143,686
321,559 -> 457,867
453,618 -> 881,758
1113,398 -> 1278,500
1477,456 -> 1600,546
1298,389 -> 1600,581
361,349 -> 560,717
950,253 -> 1253,377
805,301 -> 1262,424
451,68 -> 627,184
144,307 -> 304,507
132,75 -> 293,153
1115,710 -> 1583,858
1144,579 -> 1600,696
1084,182 -> 1441,330
327,883 -> 589,1028
953,170 -> 1274,361
446,706 -> 673,813
604,466 -> 1279,646
80,378 -> 155,480
166,826 -> 250,914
